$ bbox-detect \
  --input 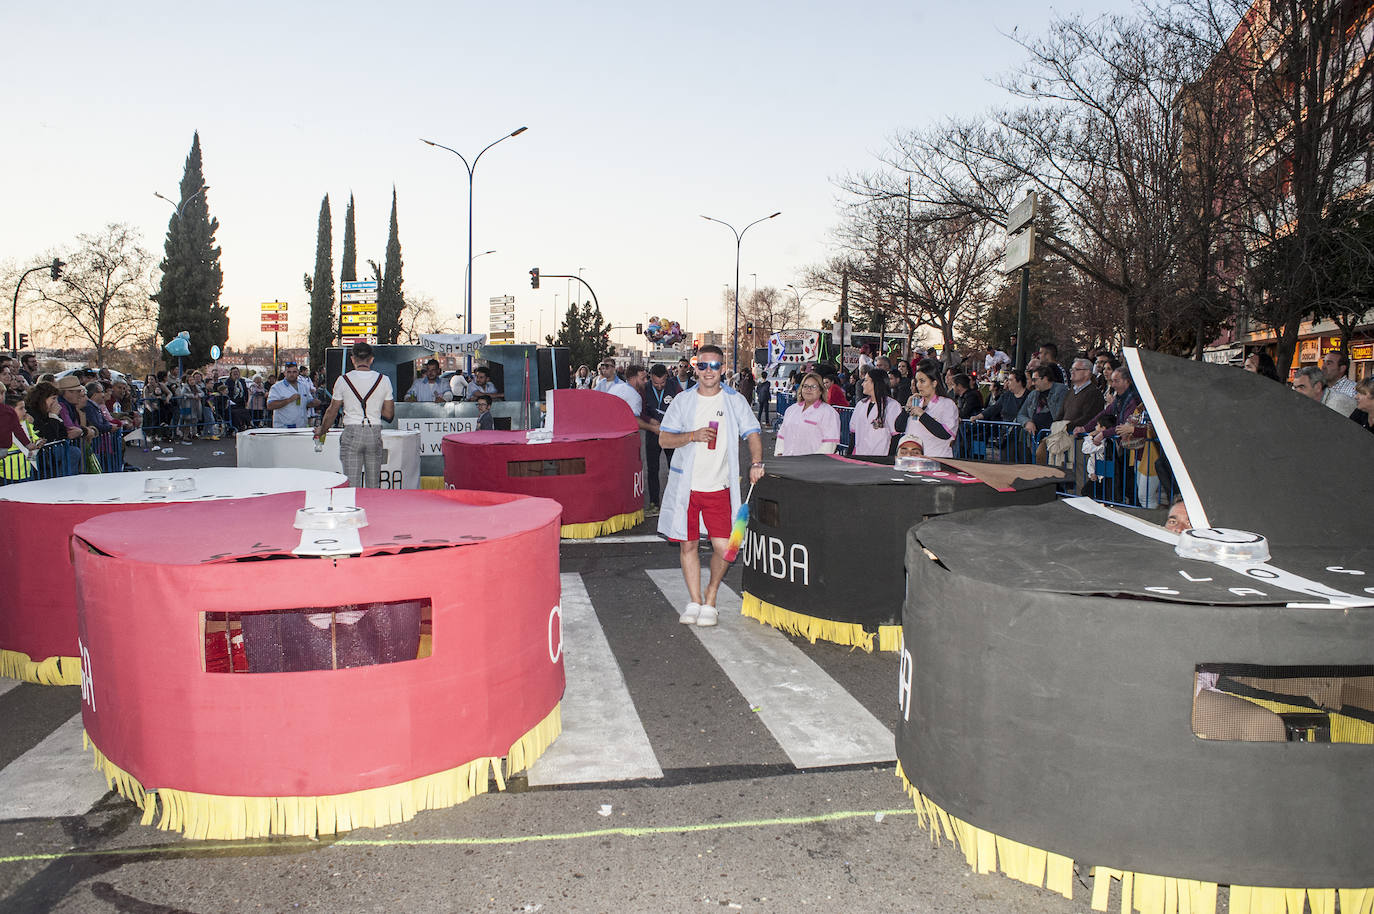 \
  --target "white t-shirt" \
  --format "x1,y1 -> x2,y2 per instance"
690,391 -> 730,491
330,370 -> 394,426
606,378 -> 642,417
